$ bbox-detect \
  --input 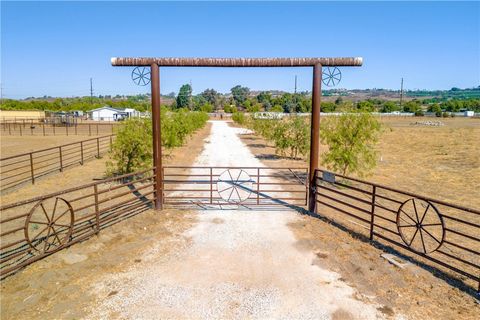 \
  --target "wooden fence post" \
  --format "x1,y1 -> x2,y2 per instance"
53,124 -> 56,135
66,125 -> 69,136
29,153 -> 35,184
19,125 -> 22,136
42,122 -> 45,136
369,185 -> 377,240
96,124 -> 99,135
89,124 -> 91,136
